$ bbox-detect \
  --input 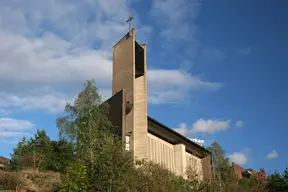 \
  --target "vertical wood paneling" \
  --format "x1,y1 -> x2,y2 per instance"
147,133 -> 203,179
147,133 -> 175,171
